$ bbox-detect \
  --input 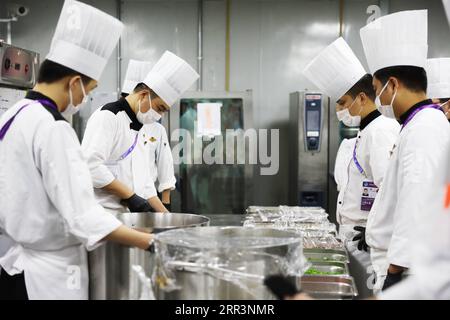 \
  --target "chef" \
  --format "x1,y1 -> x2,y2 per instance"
303,38 -> 400,289
360,10 -> 450,291
378,152 -> 450,299
121,60 -> 153,98
426,58 -> 450,121
81,51 -> 198,216
0,0 -> 153,300
121,59 -> 176,211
